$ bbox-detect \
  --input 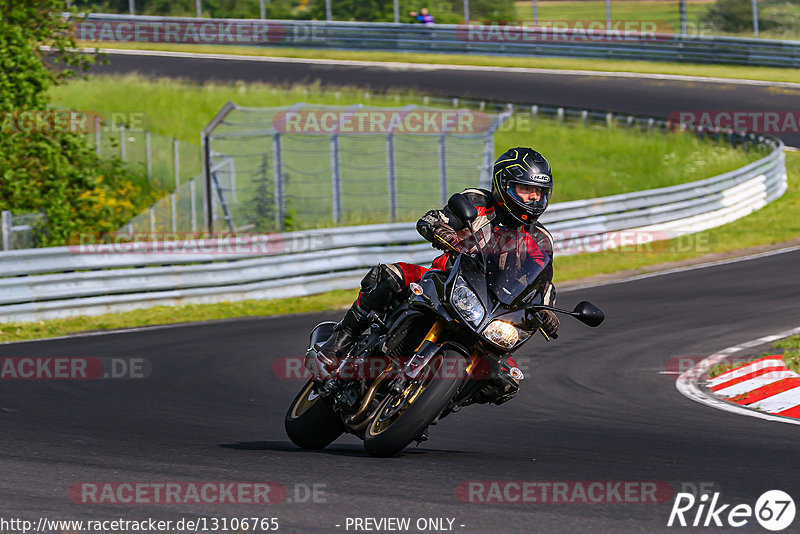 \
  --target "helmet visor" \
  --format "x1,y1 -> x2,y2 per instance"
507,181 -> 549,211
